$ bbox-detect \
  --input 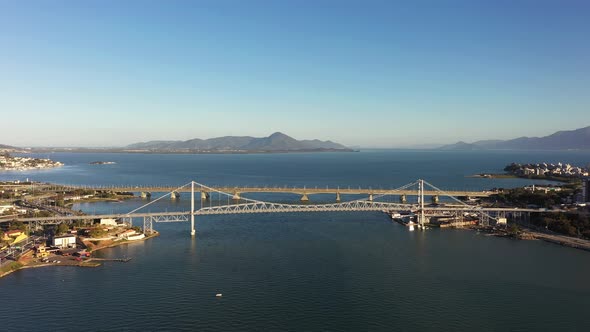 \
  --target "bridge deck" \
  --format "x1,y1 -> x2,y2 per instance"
2,205 -> 552,223
25,185 -> 492,197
